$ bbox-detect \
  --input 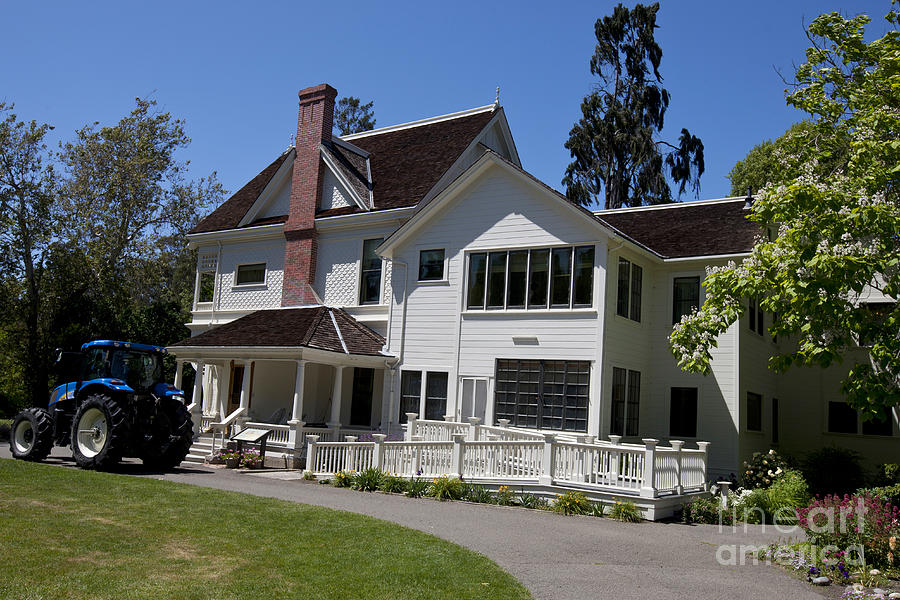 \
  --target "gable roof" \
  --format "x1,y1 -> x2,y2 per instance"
377,149 -> 612,258
189,106 -> 497,234
171,307 -> 387,356
597,198 -> 762,259
190,151 -> 292,234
